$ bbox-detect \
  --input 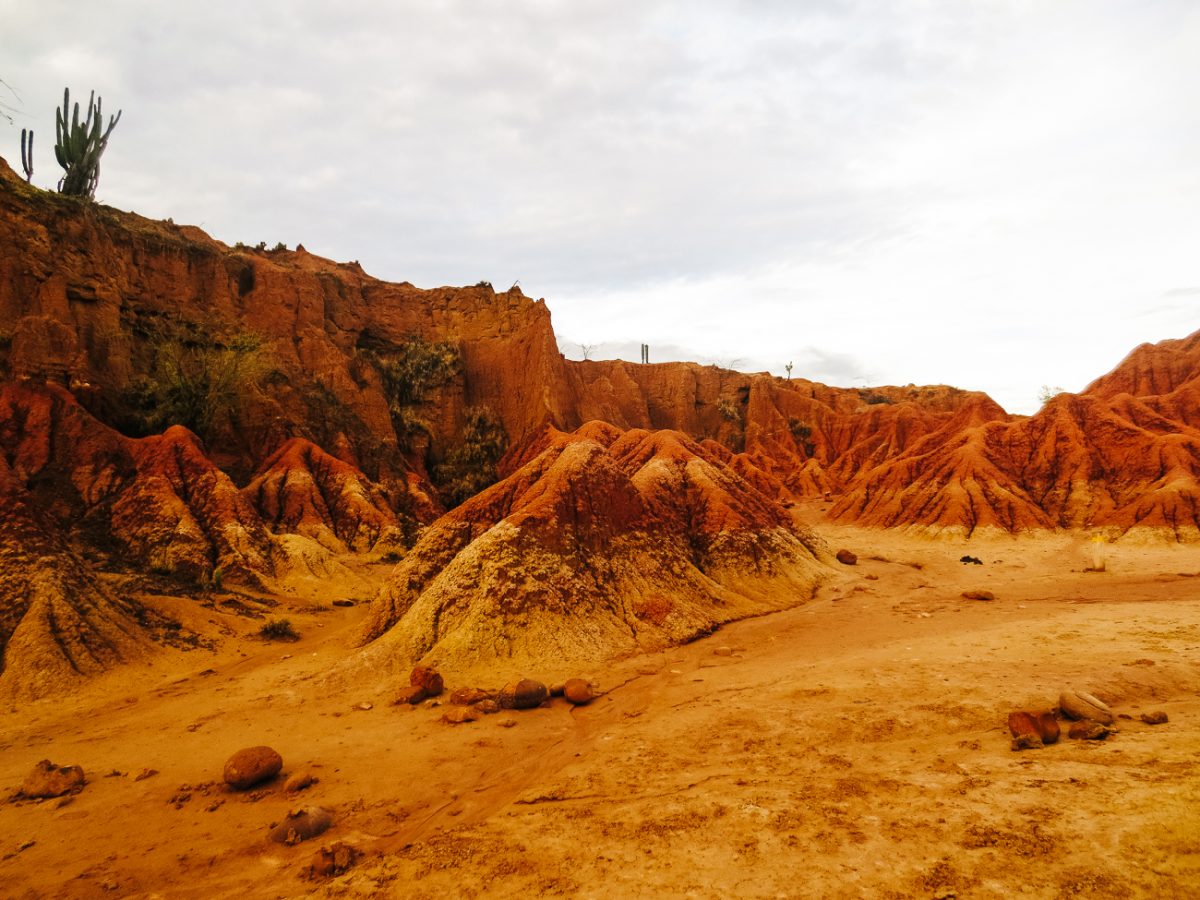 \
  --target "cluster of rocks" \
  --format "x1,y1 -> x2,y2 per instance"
390,666 -> 596,725
1008,688 -> 1169,750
